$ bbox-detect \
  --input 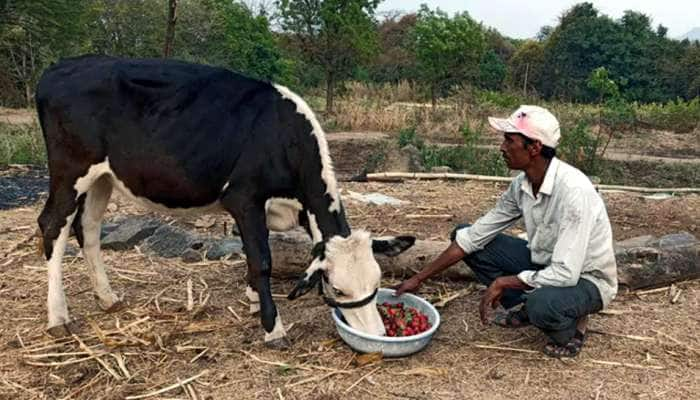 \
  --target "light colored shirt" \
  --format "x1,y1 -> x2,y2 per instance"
455,157 -> 618,307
